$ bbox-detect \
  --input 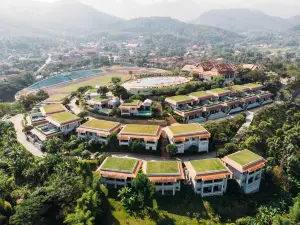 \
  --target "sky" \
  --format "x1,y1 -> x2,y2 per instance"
5,0 -> 300,21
